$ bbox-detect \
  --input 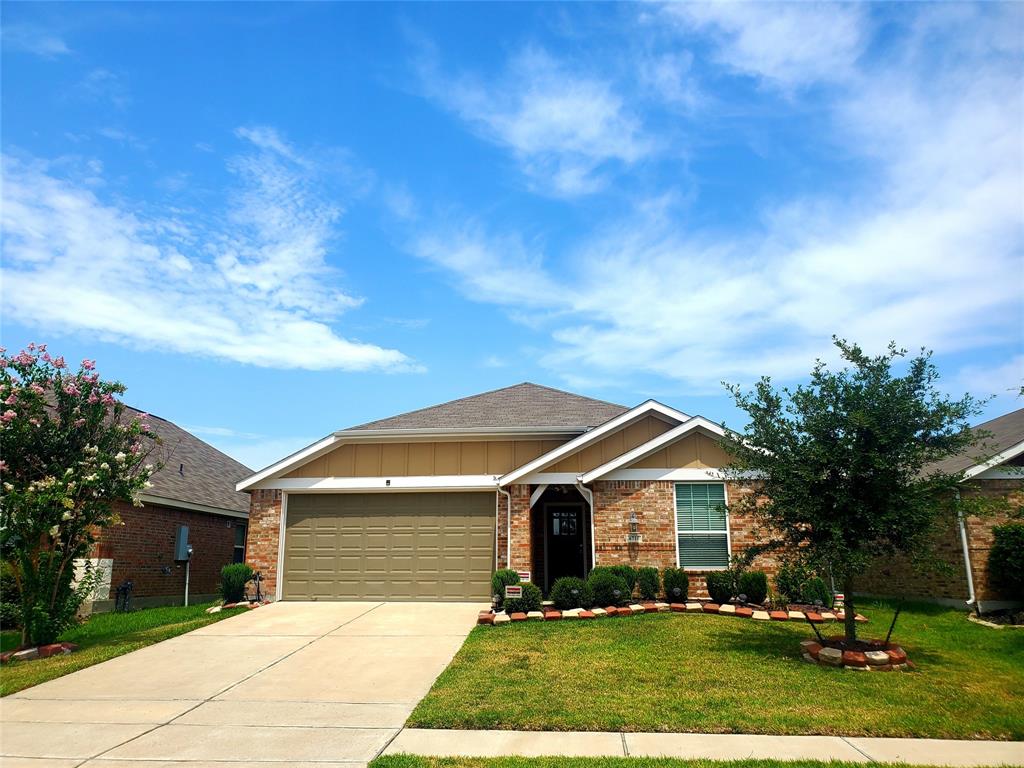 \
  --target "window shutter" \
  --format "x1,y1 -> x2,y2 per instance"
675,483 -> 729,569
678,534 -> 730,569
